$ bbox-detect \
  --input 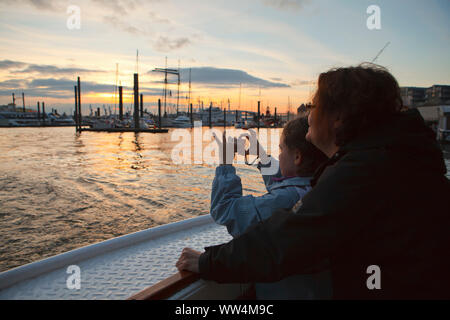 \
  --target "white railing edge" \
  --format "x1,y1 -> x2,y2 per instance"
0,214 -> 213,291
